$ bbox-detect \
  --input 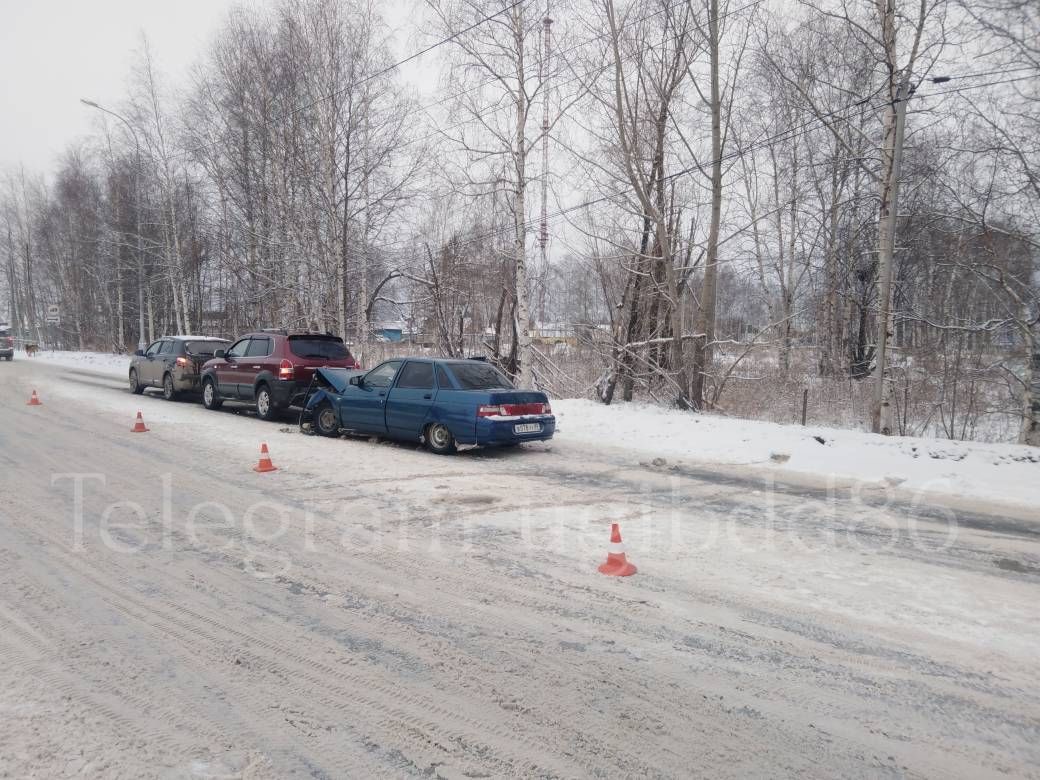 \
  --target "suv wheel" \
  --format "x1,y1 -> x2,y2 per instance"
129,369 -> 144,395
425,422 -> 457,455
202,378 -> 223,410
162,373 -> 178,401
255,384 -> 277,421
